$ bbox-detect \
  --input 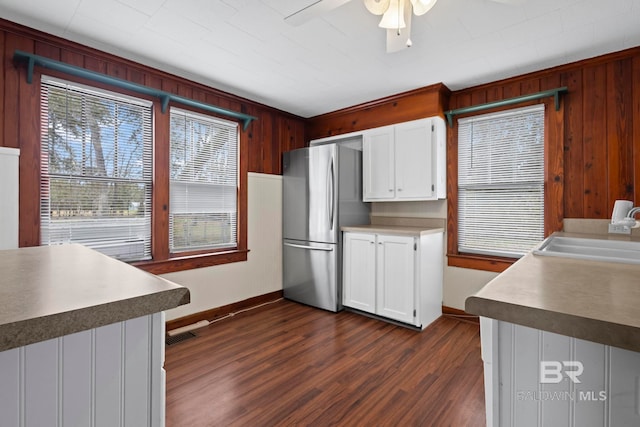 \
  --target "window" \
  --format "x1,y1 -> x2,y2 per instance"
38,76 -> 247,272
40,77 -> 153,262
169,108 -> 238,253
457,104 -> 545,258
